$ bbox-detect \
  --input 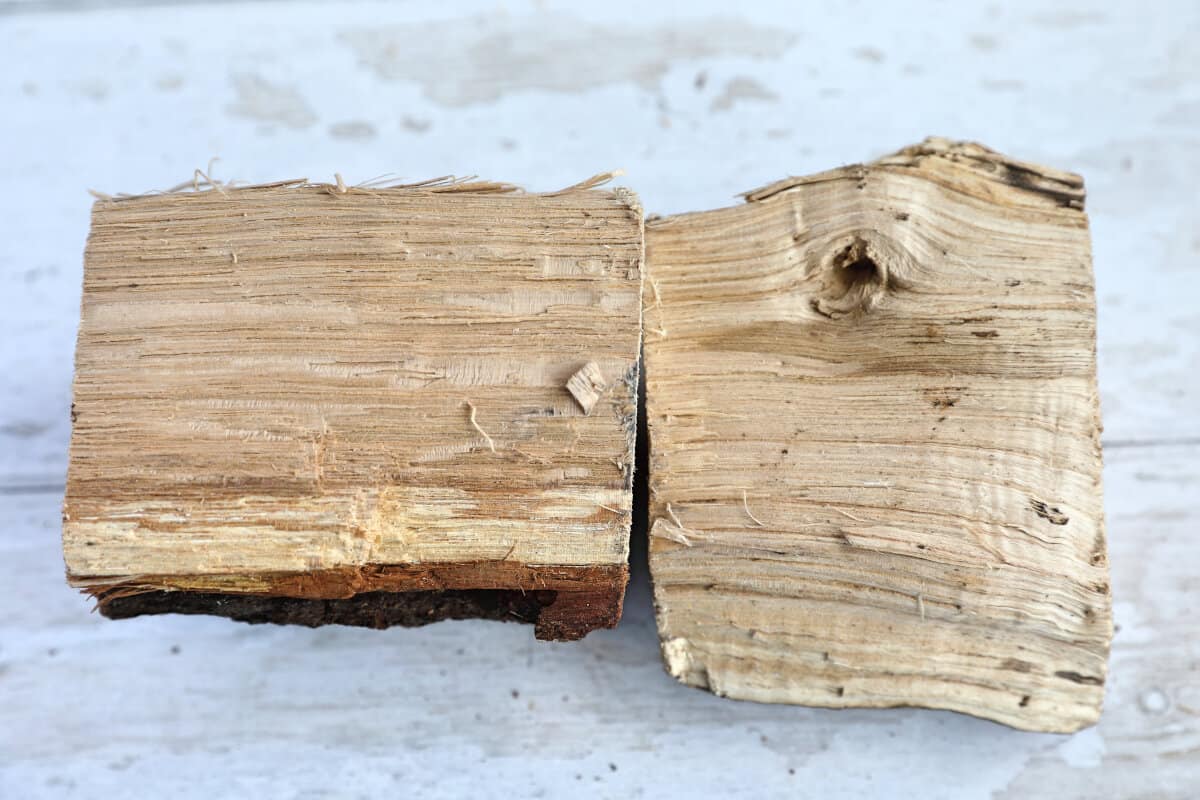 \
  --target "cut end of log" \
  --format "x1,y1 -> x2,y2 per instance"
644,139 -> 1110,733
